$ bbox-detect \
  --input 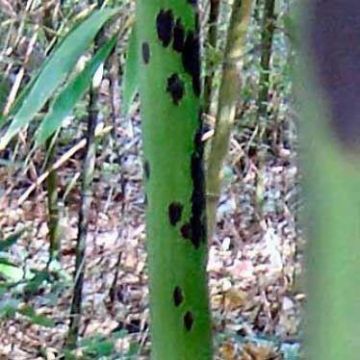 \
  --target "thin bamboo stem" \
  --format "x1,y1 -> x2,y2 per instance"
206,0 -> 253,238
